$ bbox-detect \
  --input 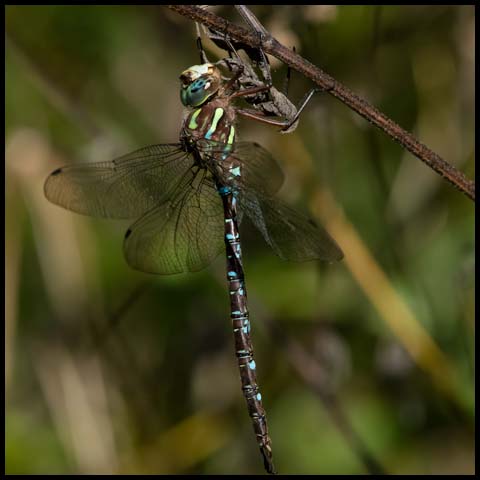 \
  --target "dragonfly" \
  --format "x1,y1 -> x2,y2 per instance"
44,59 -> 344,474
